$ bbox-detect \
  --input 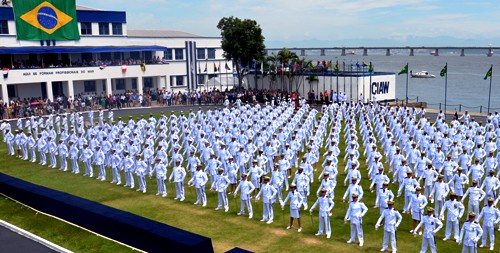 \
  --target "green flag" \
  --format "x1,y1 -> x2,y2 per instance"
12,0 -> 80,41
484,66 -> 493,80
440,64 -> 447,77
398,64 -> 408,75
368,62 -> 374,73
334,61 -> 340,72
